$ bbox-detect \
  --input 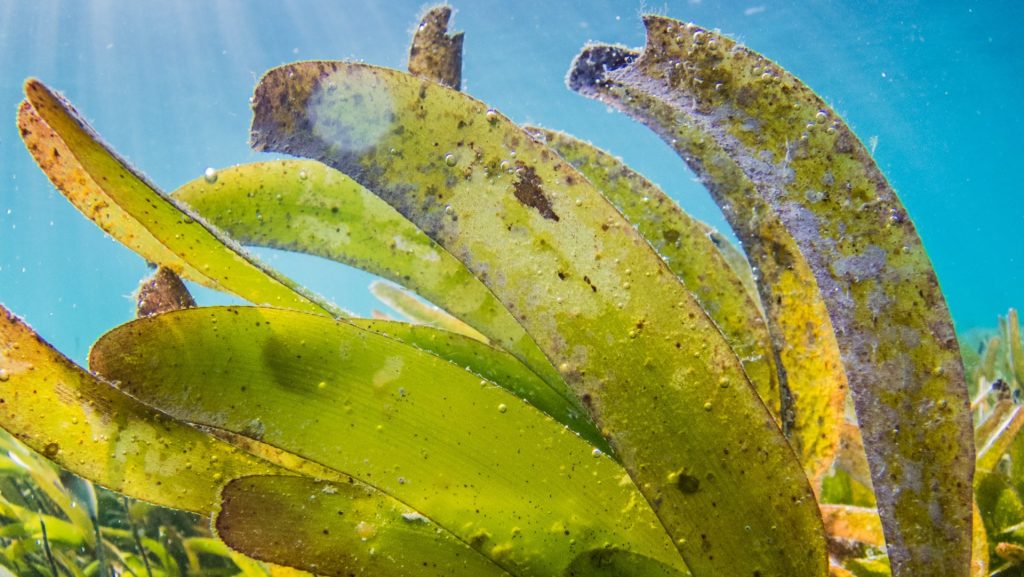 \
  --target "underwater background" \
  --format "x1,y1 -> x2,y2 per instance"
0,0 -> 1021,364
